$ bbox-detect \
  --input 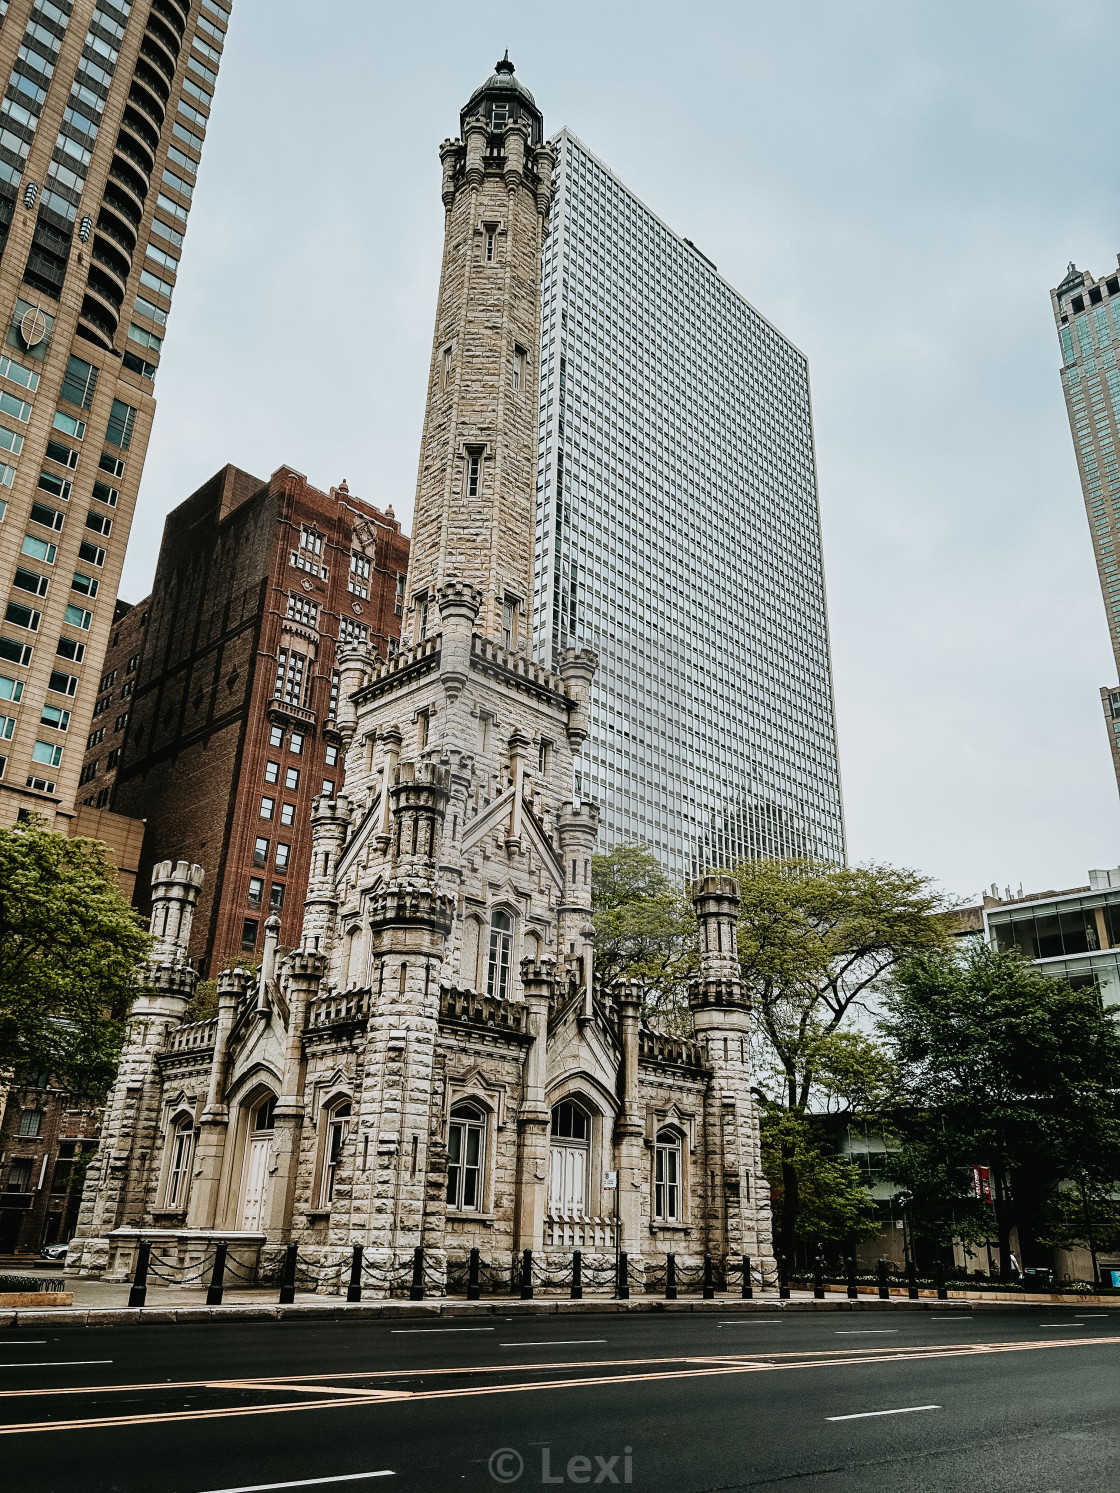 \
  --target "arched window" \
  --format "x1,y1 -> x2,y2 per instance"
446,1101 -> 486,1212
487,910 -> 512,1000
319,1101 -> 351,1208
549,1099 -> 590,1215
165,1117 -> 194,1210
654,1129 -> 682,1223
253,1094 -> 276,1131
